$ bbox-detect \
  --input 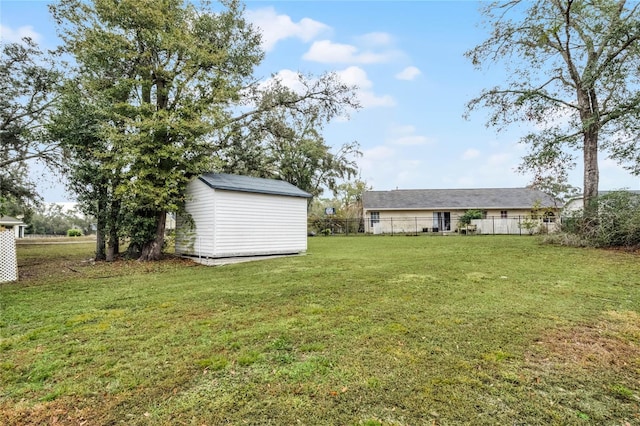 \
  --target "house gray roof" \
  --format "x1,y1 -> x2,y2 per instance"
198,173 -> 312,198
363,188 -> 560,210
